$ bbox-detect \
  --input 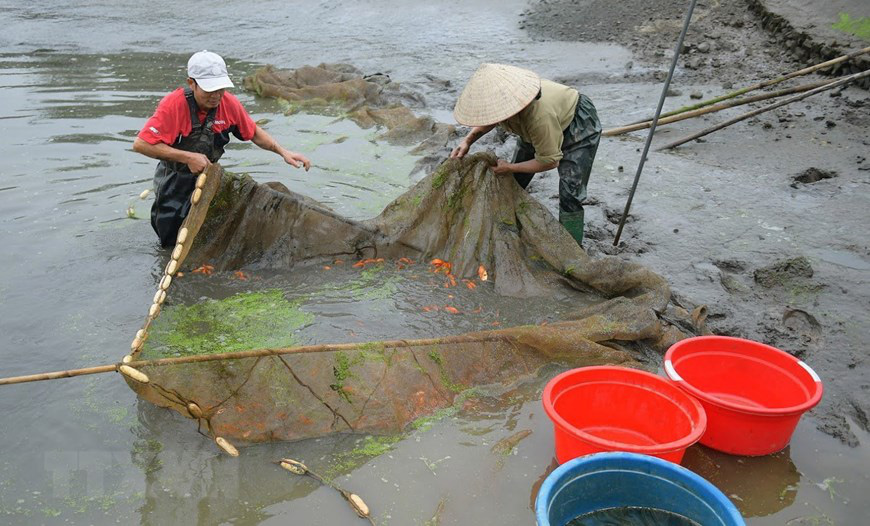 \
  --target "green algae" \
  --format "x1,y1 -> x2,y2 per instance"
411,388 -> 480,432
426,351 -> 466,394
357,341 -> 393,365
70,377 -> 134,430
206,171 -> 248,224
446,184 -> 467,210
319,262 -> 403,302
131,438 -> 164,475
833,13 -> 870,40
324,388 -> 481,479
516,201 -> 530,217
411,405 -> 458,434
325,434 -> 403,479
330,351 -> 365,403
140,290 -> 313,360
431,169 -> 448,189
